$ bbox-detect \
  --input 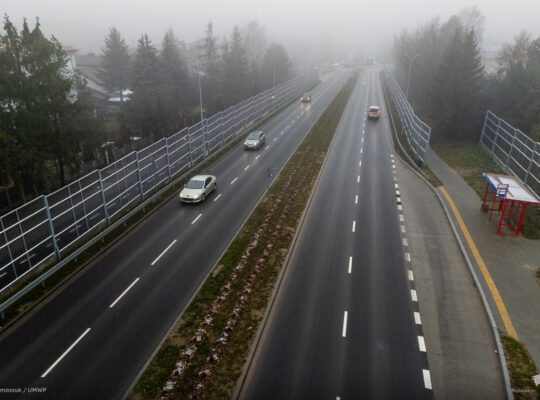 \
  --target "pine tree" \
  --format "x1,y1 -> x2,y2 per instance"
222,26 -> 249,106
260,43 -> 292,90
97,27 -> 130,100
131,34 -> 160,92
